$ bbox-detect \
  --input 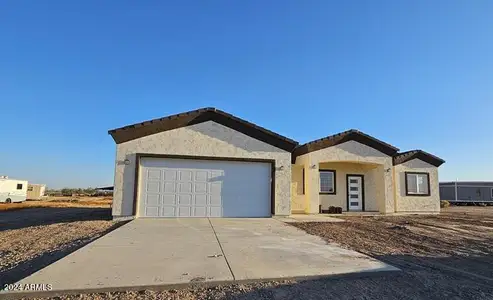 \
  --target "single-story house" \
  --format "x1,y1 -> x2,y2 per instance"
108,107 -> 445,219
